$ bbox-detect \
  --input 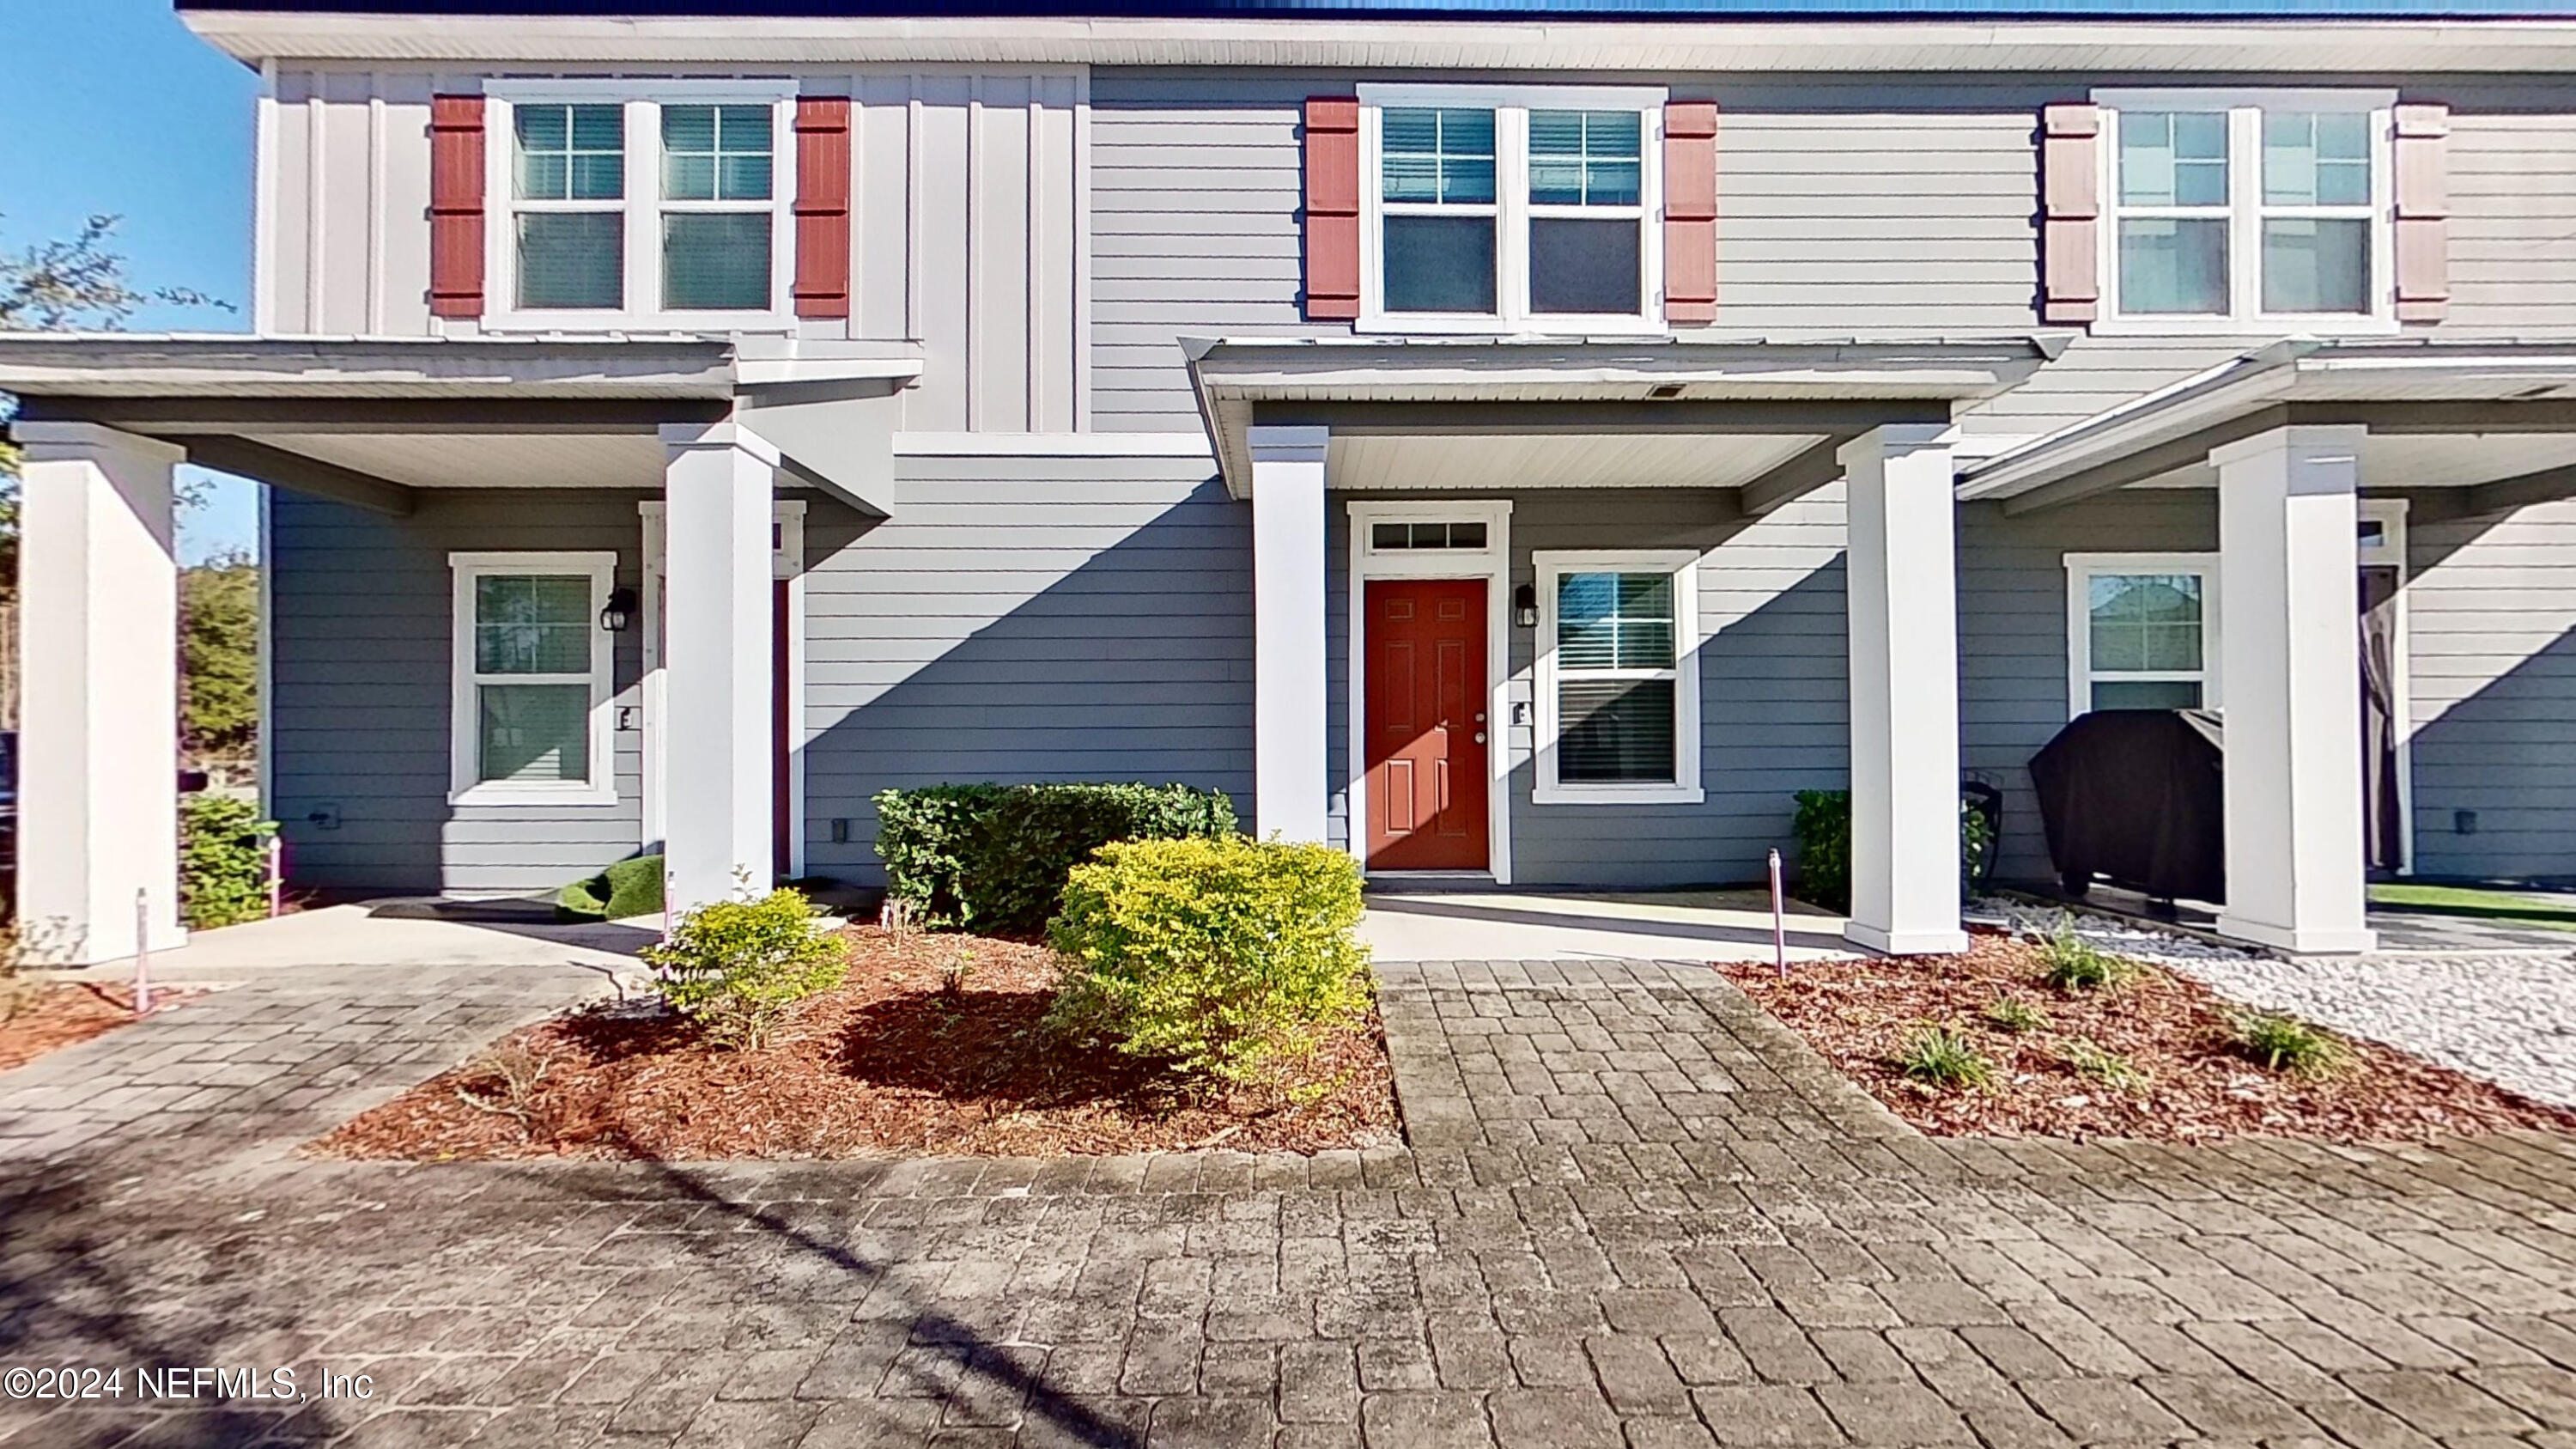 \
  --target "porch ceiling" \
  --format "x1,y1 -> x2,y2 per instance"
1959,339 -> 2576,517
0,334 -> 924,516
1183,334 -> 2056,501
